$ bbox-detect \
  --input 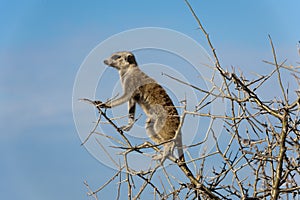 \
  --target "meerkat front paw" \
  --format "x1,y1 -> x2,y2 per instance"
120,123 -> 134,131
94,101 -> 111,108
